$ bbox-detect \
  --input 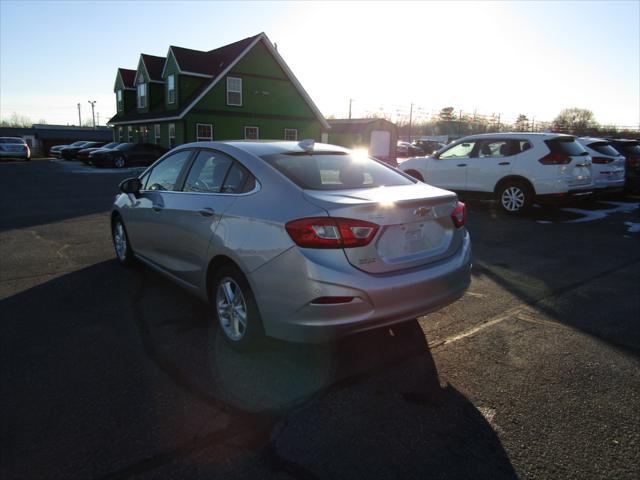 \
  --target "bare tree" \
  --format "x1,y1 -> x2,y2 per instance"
553,108 -> 597,135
